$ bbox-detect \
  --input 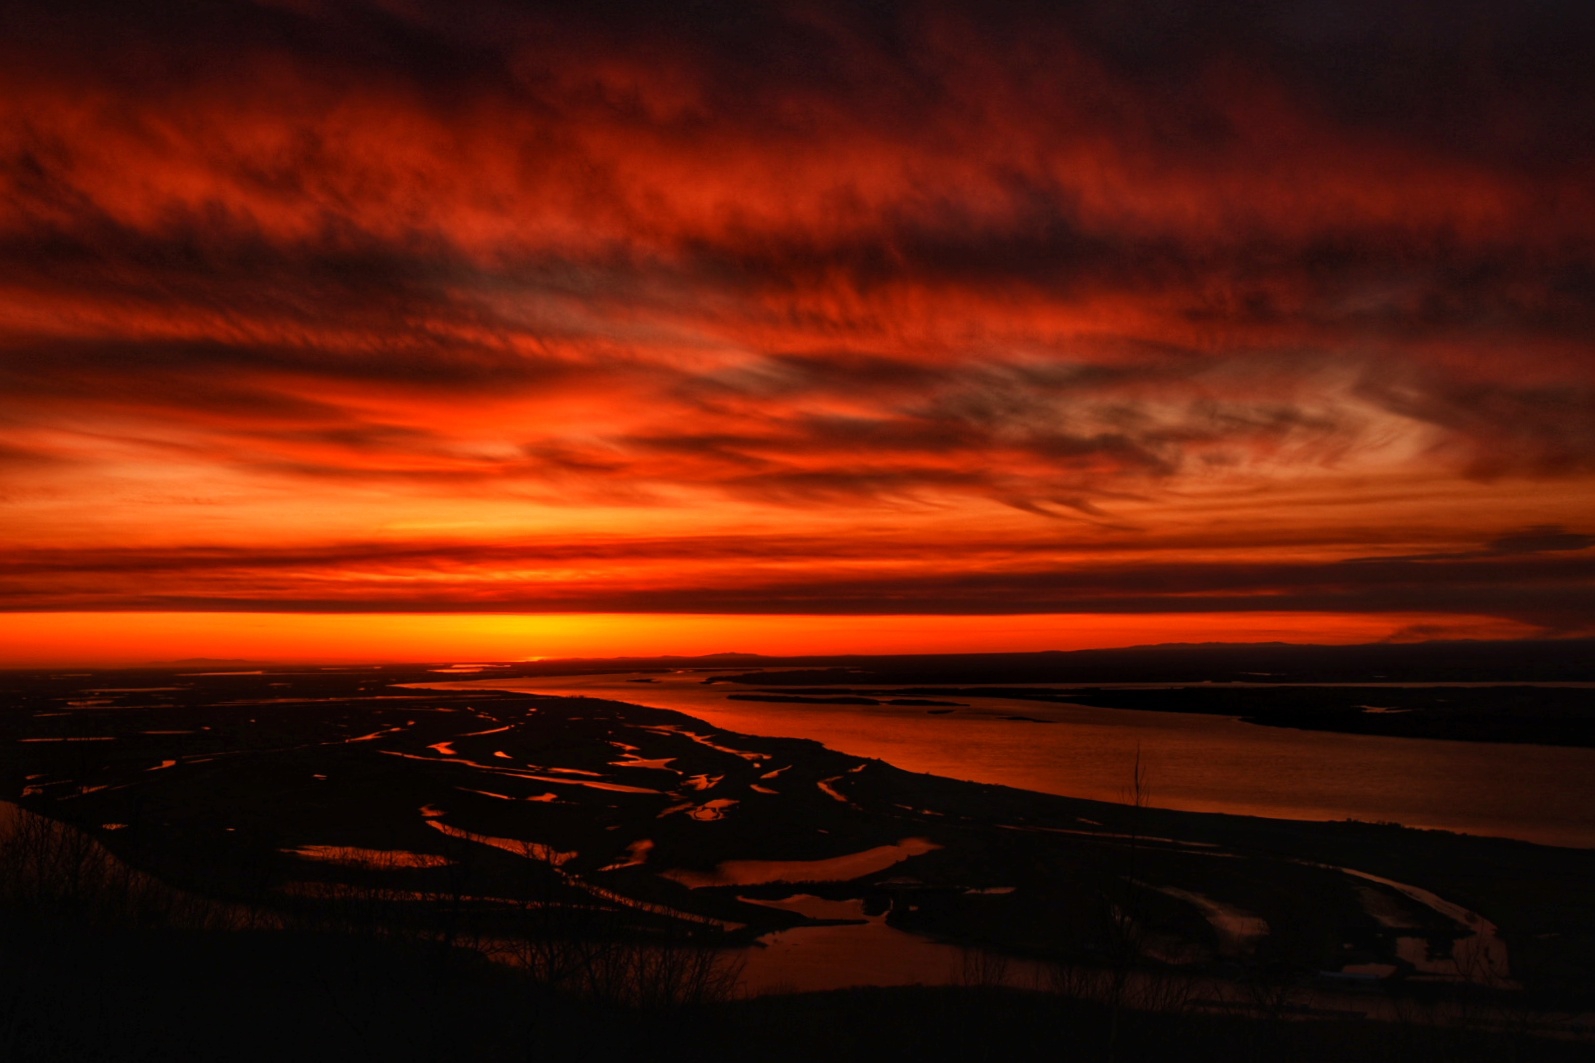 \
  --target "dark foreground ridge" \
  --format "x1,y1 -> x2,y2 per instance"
2,660 -> 1593,1061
